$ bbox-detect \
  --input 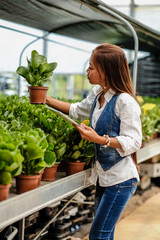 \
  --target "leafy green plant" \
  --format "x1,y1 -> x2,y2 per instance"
141,104 -> 160,142
0,120 -> 57,177
0,95 -> 94,167
64,127 -> 95,165
16,50 -> 57,86
0,122 -> 24,184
